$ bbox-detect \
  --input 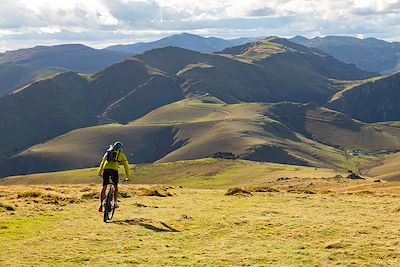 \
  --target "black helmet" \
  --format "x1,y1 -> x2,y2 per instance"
113,141 -> 123,150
